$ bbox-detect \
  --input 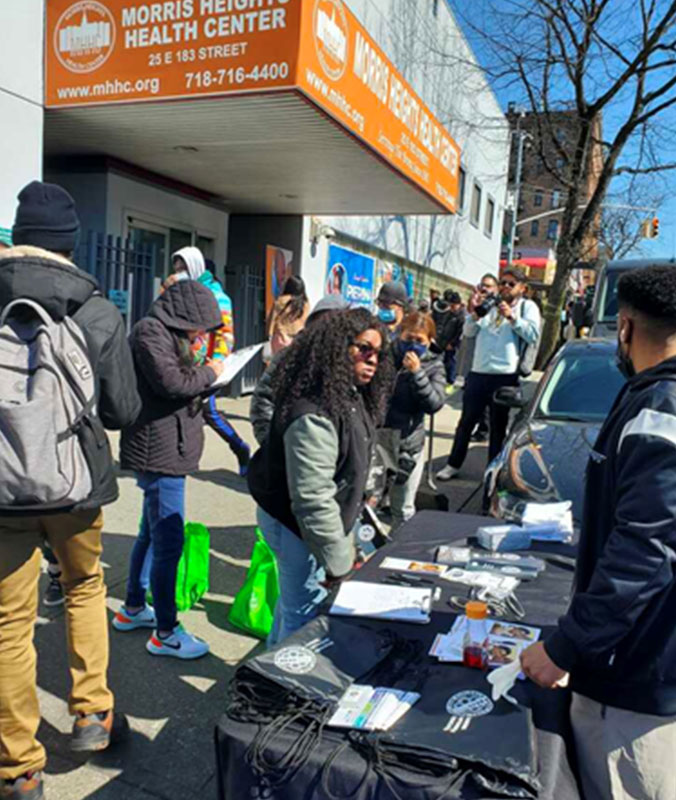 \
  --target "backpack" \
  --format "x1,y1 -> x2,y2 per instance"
0,298 -> 96,511
517,299 -> 541,378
